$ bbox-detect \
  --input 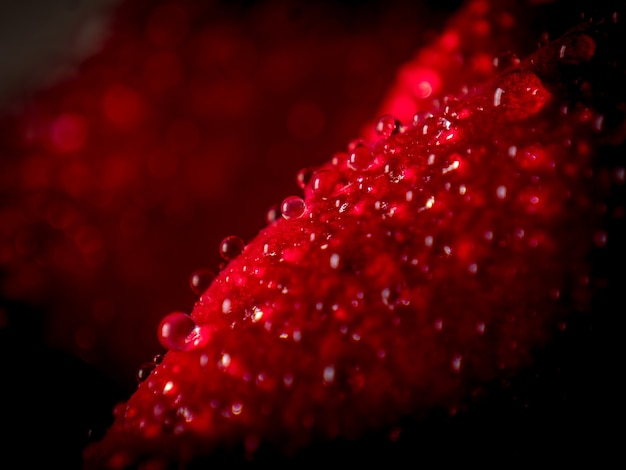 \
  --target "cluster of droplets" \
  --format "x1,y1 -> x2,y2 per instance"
157,311 -> 196,352
150,185 -> 309,372
146,111 -> 410,377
